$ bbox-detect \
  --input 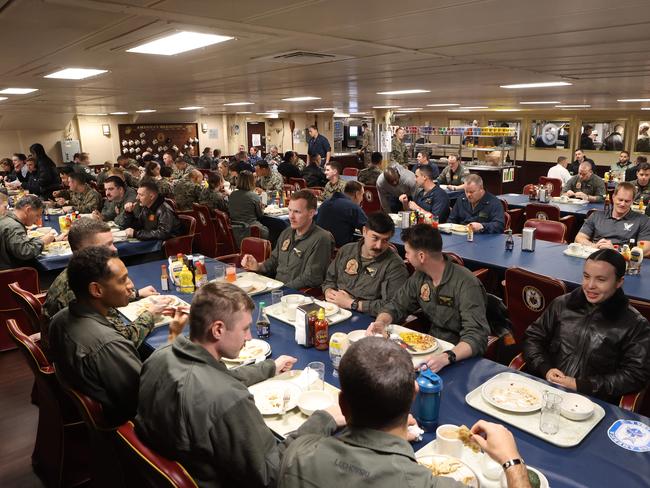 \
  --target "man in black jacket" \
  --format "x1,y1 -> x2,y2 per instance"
122,180 -> 182,241
524,249 -> 650,403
